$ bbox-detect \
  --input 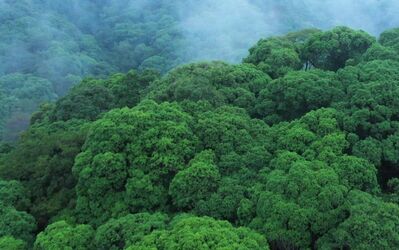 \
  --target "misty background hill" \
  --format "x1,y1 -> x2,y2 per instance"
2,1 -> 399,249
1,0 -> 398,141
